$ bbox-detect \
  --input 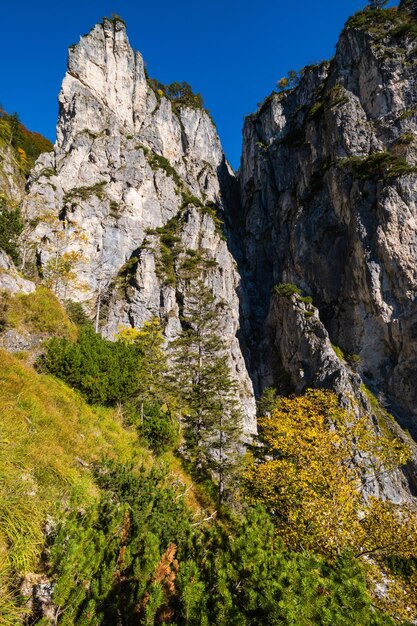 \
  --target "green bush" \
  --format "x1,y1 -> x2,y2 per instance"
38,326 -> 141,405
152,212 -> 184,286
399,106 -> 417,120
341,151 -> 417,180
45,468 -> 395,626
328,84 -> 349,108
346,7 -> 402,38
136,402 -> 179,454
64,181 -> 107,204
64,300 -> 92,327
47,460 -> 193,625
274,284 -> 315,309
146,150 -> 184,188
393,19 -> 417,40
274,283 -> 302,297
397,132 -> 415,145
180,191 -> 205,210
